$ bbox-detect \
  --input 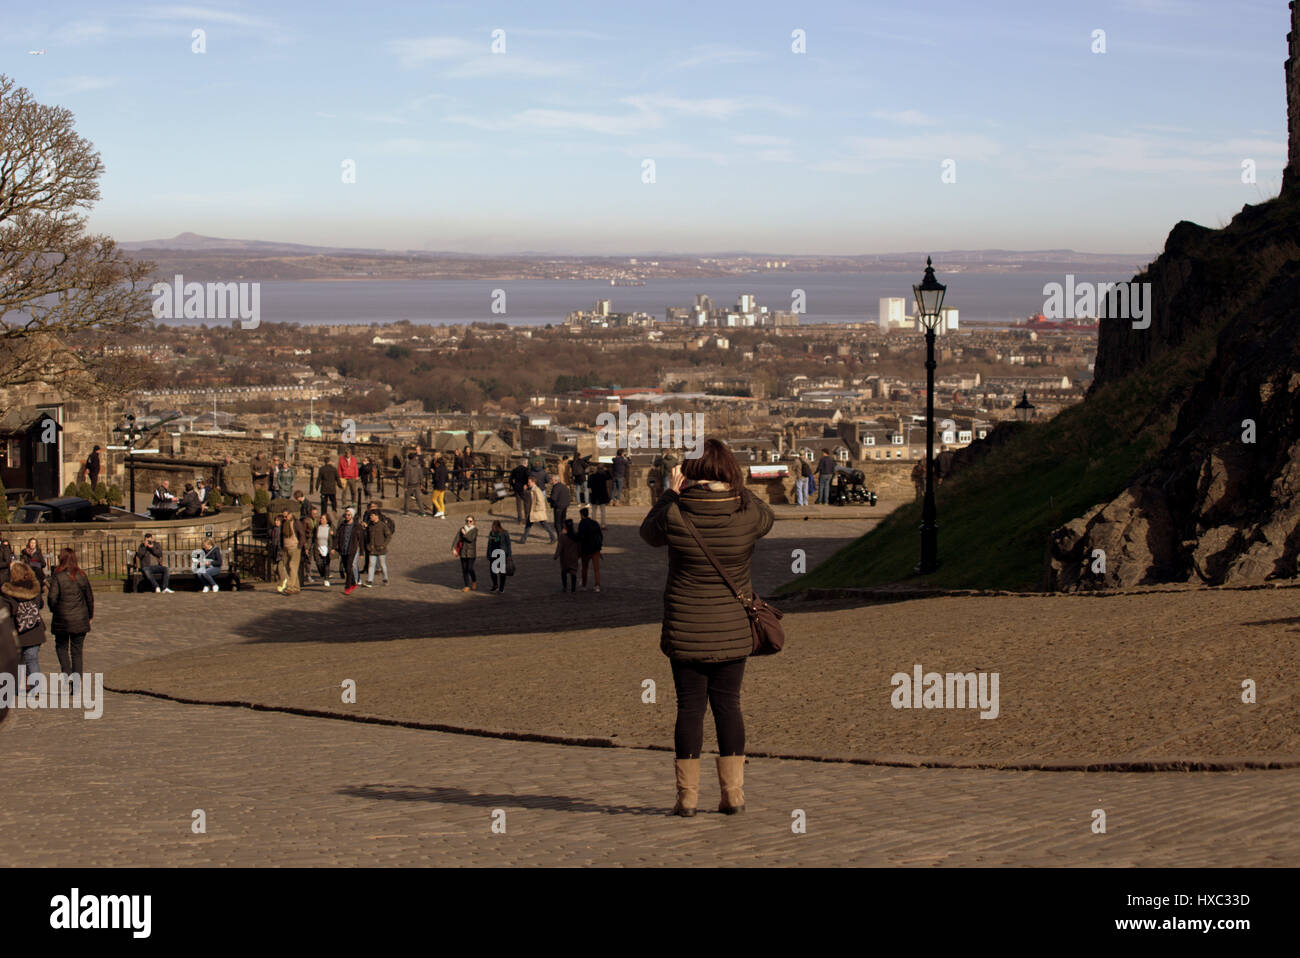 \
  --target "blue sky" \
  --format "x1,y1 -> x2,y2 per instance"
6,0 -> 1292,254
